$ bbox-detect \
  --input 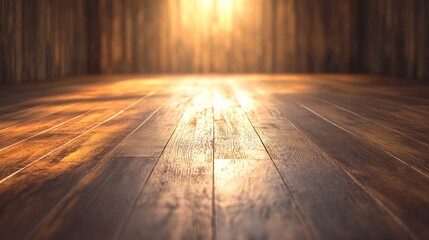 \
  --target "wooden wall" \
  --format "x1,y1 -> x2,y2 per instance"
1,0 -> 428,83
359,0 -> 429,80
88,0 -> 360,74
0,0 -> 88,84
